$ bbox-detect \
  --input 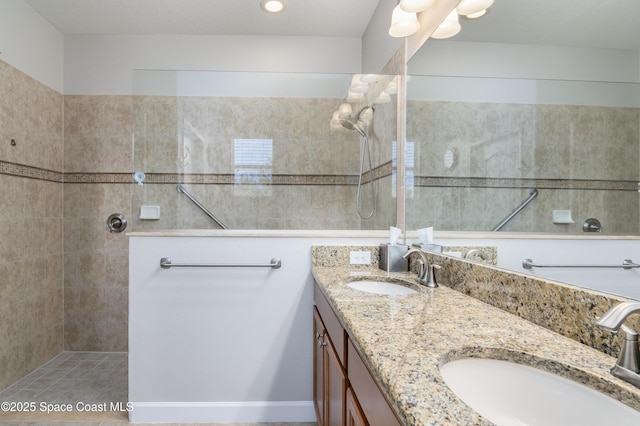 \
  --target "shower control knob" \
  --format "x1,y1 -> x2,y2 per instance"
582,218 -> 602,233
107,213 -> 128,233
